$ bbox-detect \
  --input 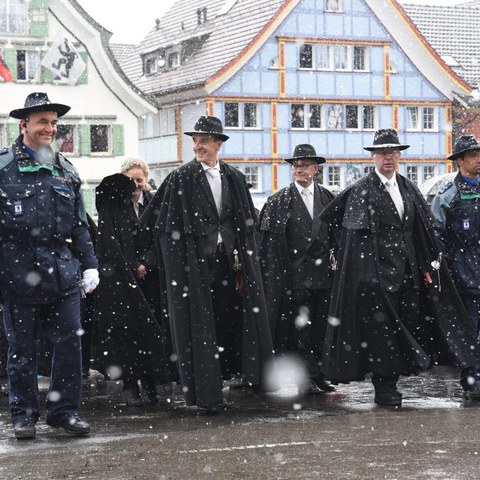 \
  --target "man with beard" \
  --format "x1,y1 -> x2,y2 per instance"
431,135 -> 480,398
259,144 -> 336,395
320,128 -> 480,406
140,116 -> 274,412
